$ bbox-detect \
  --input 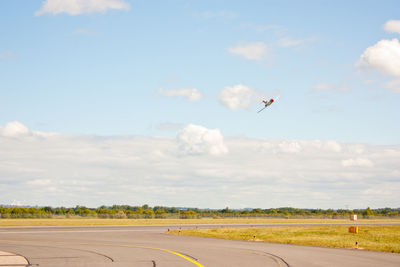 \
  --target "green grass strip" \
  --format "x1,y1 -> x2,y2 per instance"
169,226 -> 400,253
